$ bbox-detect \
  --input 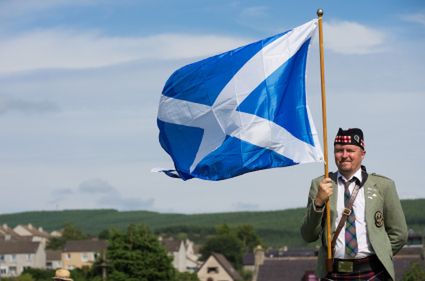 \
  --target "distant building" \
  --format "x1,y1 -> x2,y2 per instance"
160,237 -> 201,272
46,249 -> 62,269
13,224 -> 51,243
62,239 -> 107,270
0,240 -> 46,278
197,252 -> 241,281
0,224 -> 22,241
